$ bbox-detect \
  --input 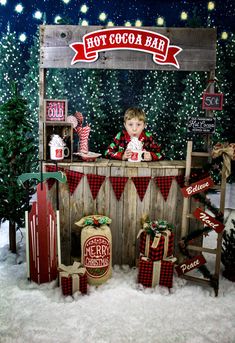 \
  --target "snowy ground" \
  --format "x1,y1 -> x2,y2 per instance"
1,186 -> 235,343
